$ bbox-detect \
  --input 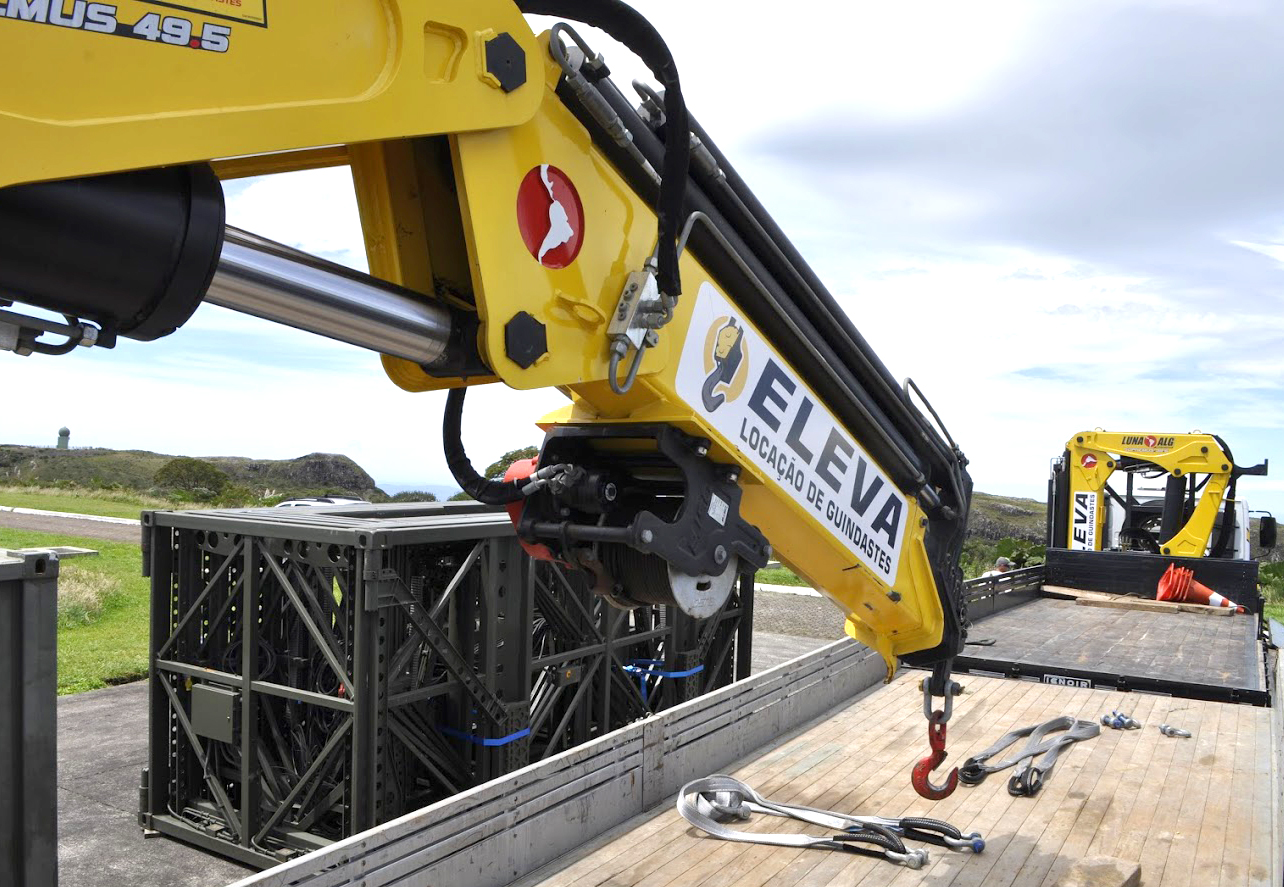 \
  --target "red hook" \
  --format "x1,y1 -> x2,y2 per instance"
911,710 -> 958,800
